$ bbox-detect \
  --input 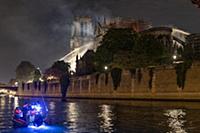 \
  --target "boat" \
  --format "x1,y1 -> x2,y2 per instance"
13,102 -> 47,128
